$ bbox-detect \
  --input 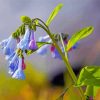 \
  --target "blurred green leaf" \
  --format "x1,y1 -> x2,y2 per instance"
76,66 -> 100,87
66,26 -> 94,51
46,3 -> 63,26
25,42 -> 51,55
